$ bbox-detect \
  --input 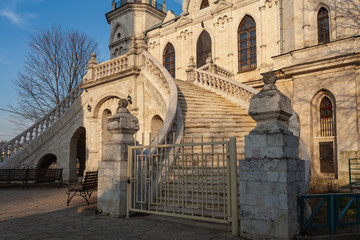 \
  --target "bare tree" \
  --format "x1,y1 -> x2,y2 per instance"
11,24 -> 99,128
